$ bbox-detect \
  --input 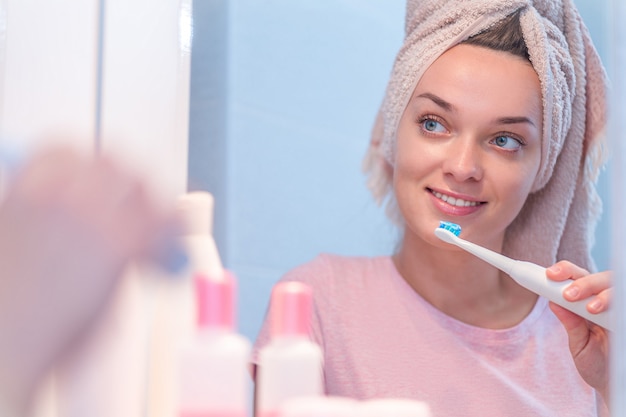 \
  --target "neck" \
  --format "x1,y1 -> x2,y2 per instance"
394,231 -> 537,329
